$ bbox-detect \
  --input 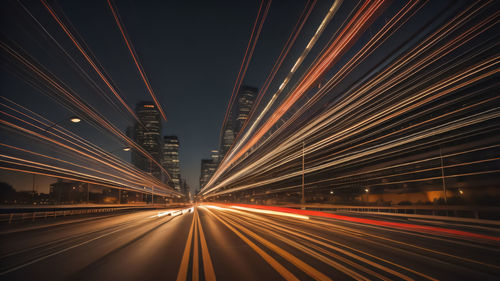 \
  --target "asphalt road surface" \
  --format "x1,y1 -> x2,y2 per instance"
1,204 -> 499,281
